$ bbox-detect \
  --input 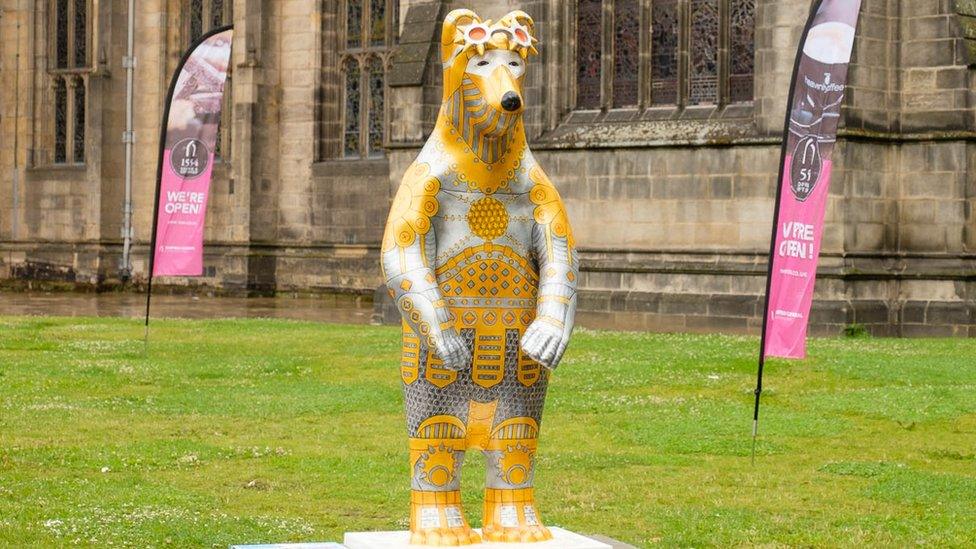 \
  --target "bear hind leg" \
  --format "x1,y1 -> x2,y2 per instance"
409,417 -> 481,546
481,420 -> 552,543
